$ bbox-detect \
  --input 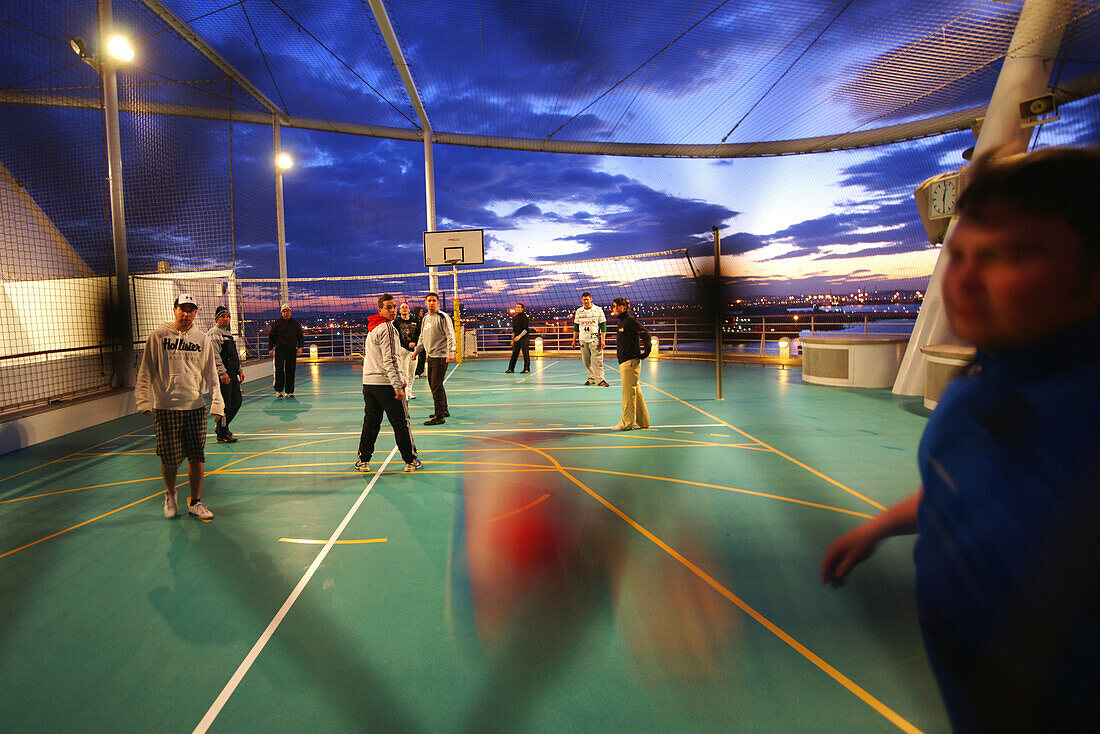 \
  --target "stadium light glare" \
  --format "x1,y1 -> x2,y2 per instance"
276,152 -> 294,171
106,35 -> 135,63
